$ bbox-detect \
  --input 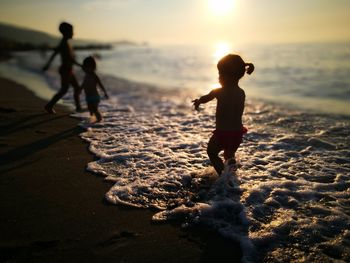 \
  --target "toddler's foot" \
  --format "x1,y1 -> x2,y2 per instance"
75,107 -> 83,113
44,105 -> 56,114
226,158 -> 239,171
